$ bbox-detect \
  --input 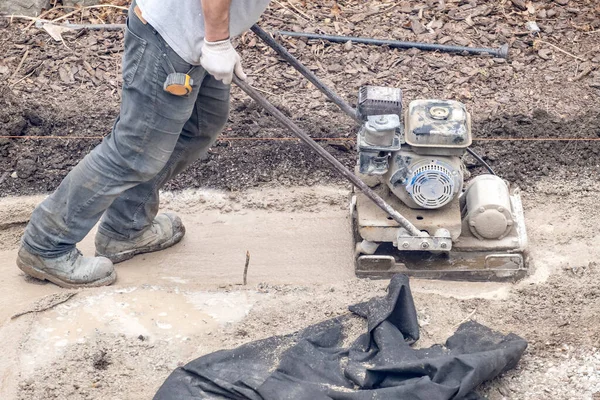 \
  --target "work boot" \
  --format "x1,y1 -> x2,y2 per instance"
95,213 -> 186,264
17,247 -> 116,289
